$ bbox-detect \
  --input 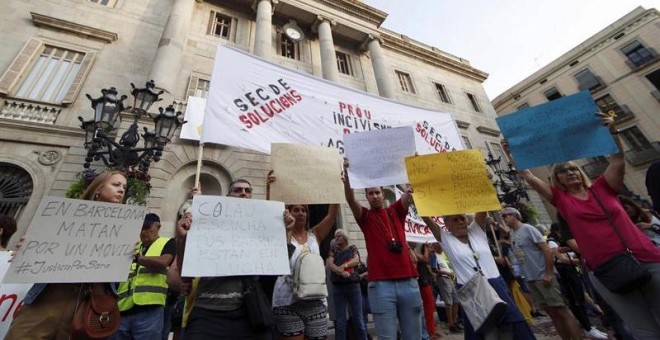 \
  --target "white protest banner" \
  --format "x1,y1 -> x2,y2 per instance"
271,143 -> 344,204
181,195 -> 290,277
395,187 -> 440,243
0,252 -> 31,338
200,45 -> 463,155
3,197 -> 146,284
180,96 -> 206,141
344,126 -> 416,188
